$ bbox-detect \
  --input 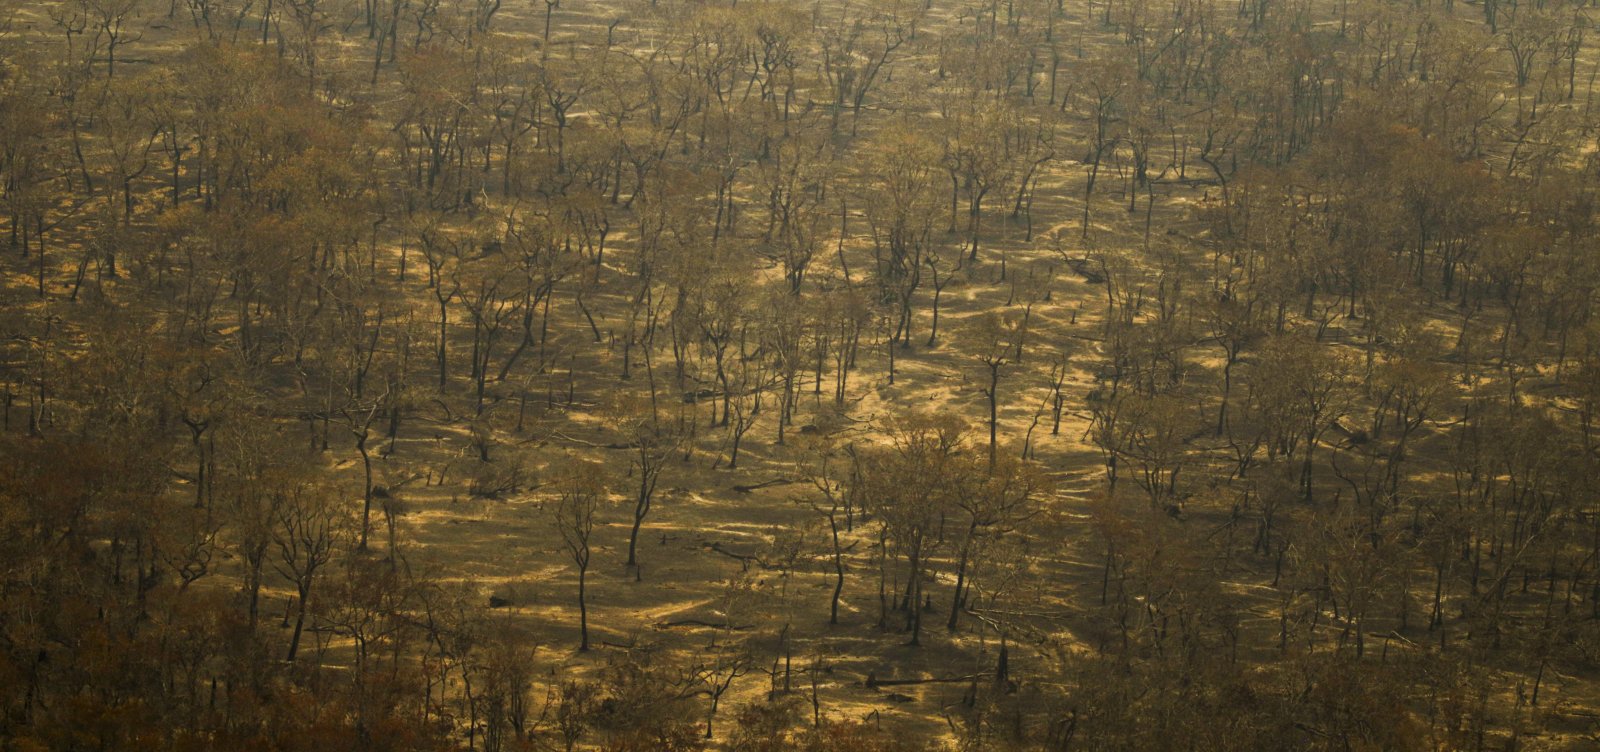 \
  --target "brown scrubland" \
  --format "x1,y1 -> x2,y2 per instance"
4,0 -> 1600,747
